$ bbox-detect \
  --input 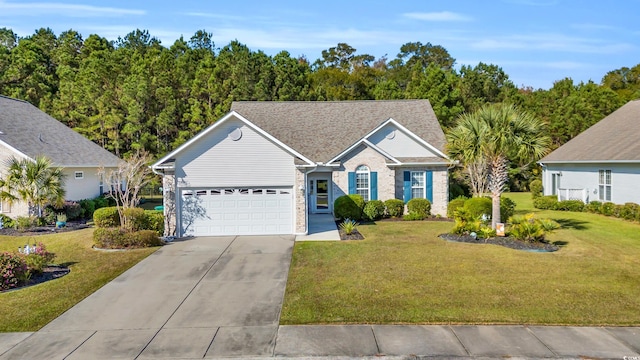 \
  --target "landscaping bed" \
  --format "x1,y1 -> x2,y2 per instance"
439,233 -> 559,252
0,222 -> 89,236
